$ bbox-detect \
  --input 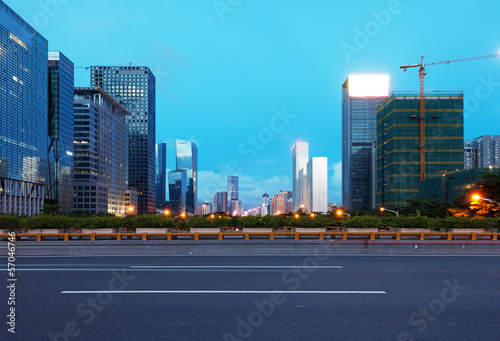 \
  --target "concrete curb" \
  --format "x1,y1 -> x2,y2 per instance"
2,240 -> 500,256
